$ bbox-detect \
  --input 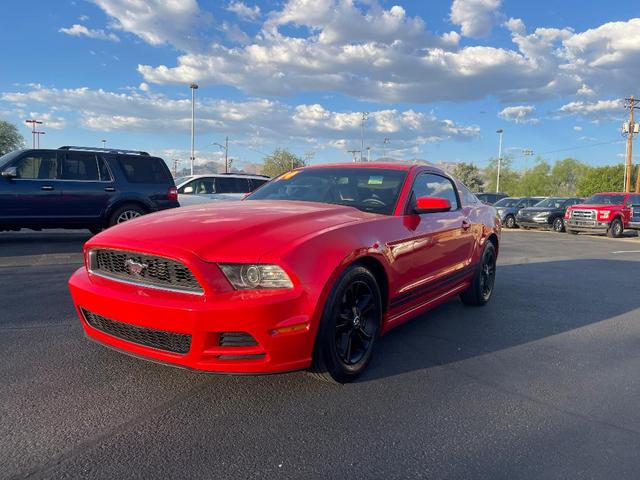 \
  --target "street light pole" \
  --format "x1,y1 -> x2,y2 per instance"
360,112 -> 369,162
496,129 -> 504,193
189,83 -> 198,175
101,139 -> 106,148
